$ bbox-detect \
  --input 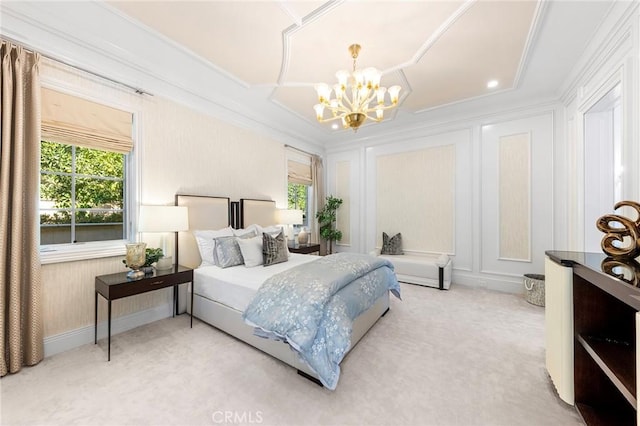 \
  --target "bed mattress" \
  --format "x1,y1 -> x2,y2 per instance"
193,253 -> 318,312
